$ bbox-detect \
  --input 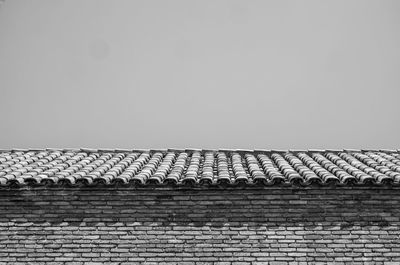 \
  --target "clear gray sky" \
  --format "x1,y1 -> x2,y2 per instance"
0,0 -> 399,150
